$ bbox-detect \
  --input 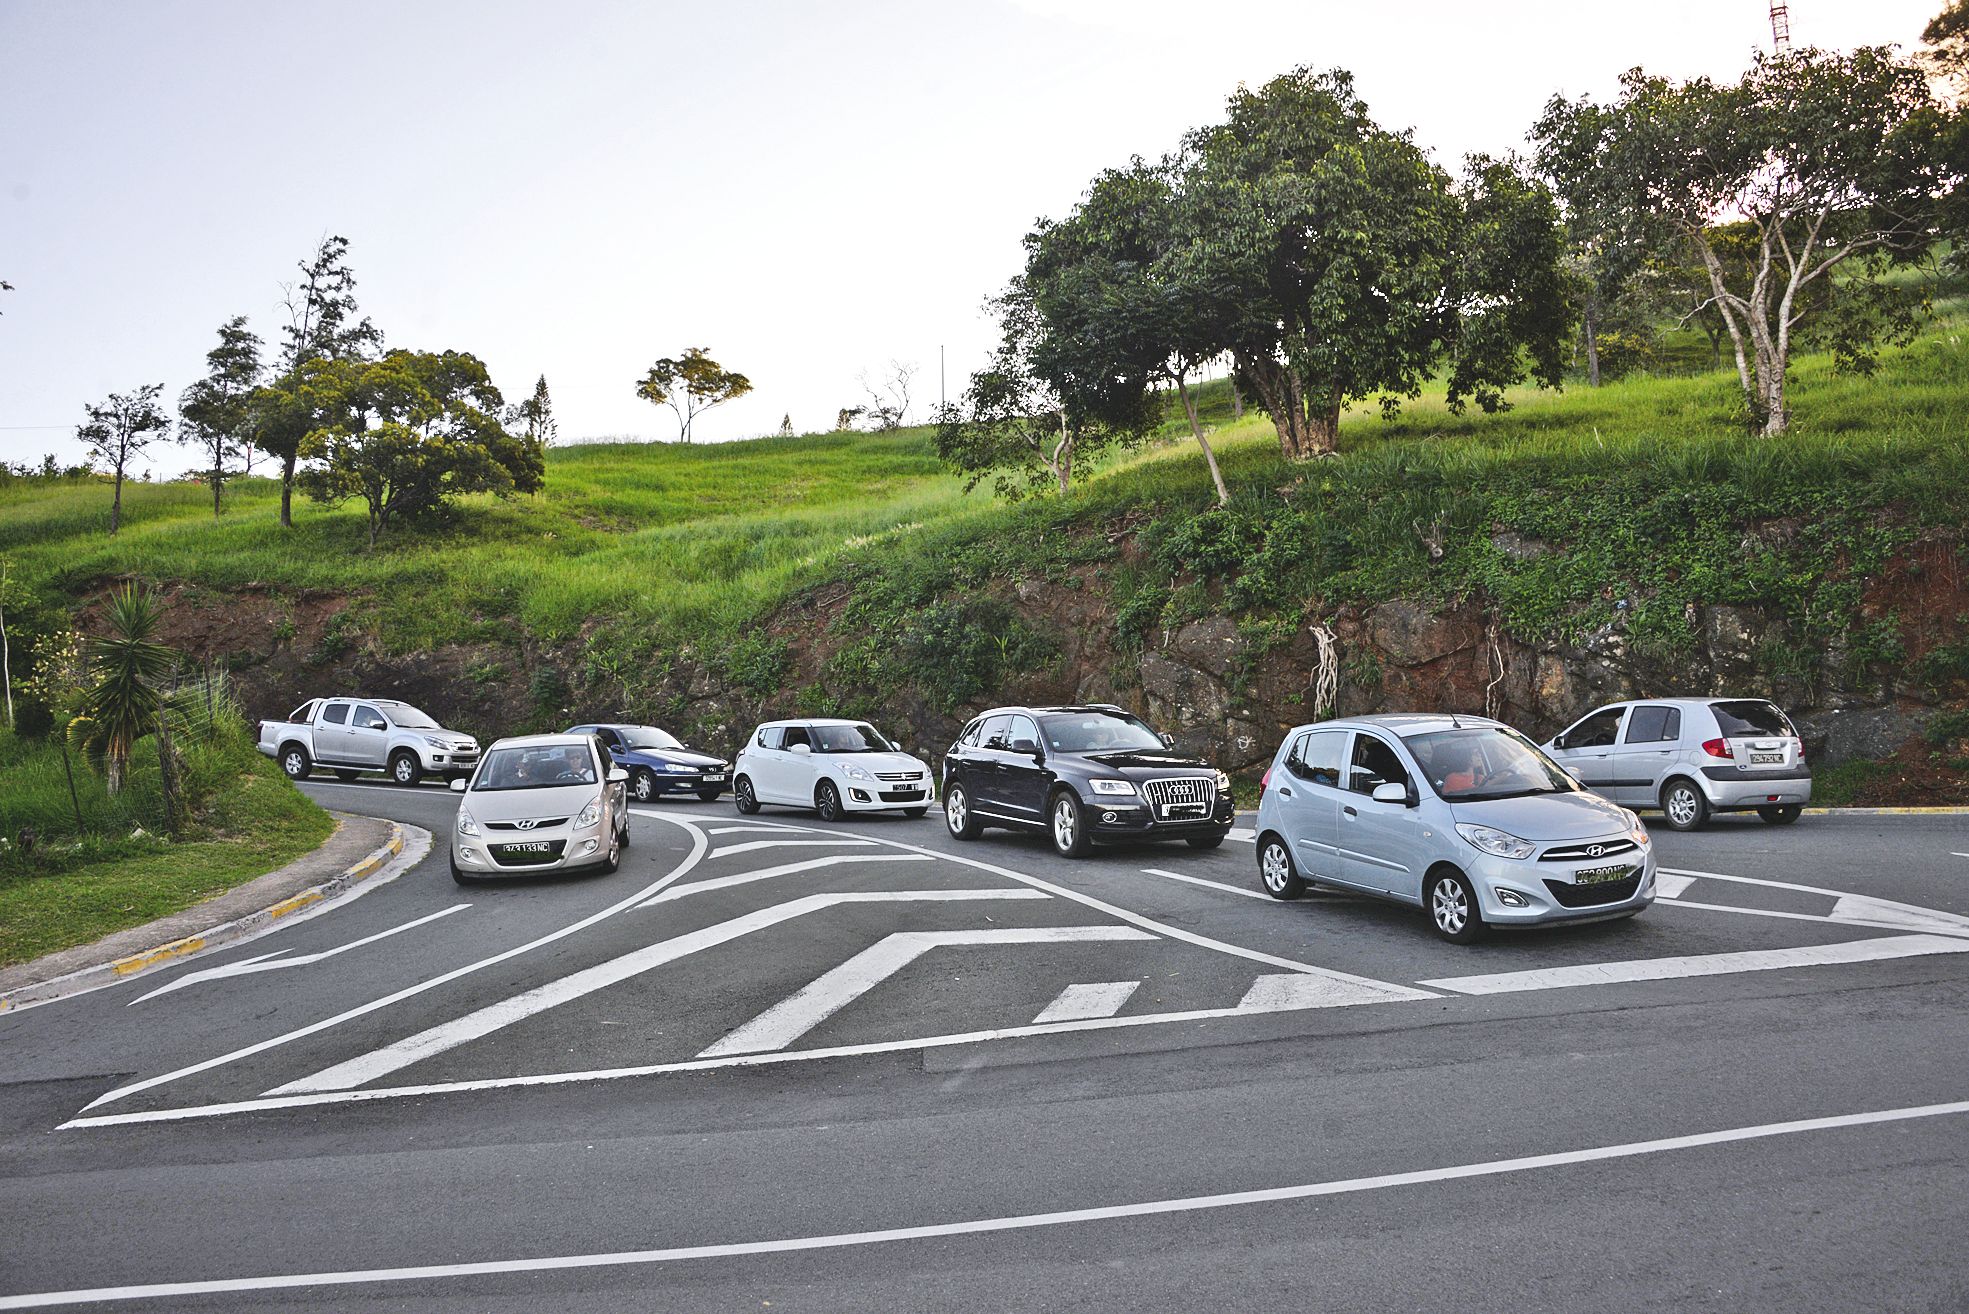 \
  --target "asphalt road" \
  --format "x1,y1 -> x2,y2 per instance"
3,780 -> 1967,1311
